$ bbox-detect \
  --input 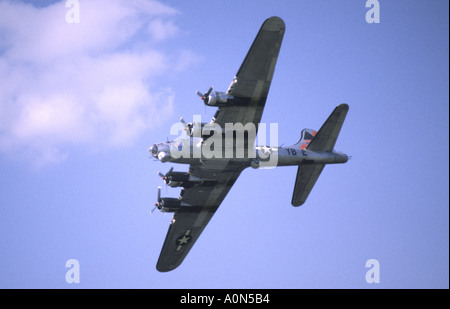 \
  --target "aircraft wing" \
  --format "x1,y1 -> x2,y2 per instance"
156,17 -> 285,272
156,161 -> 246,272
212,16 -> 285,139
